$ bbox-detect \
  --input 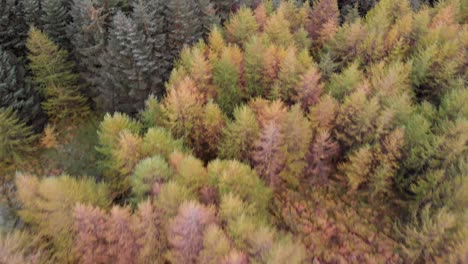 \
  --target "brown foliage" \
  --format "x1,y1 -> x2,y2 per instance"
253,121 -> 285,188
307,0 -> 339,47
294,66 -> 324,111
167,201 -> 216,263
304,130 -> 340,186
